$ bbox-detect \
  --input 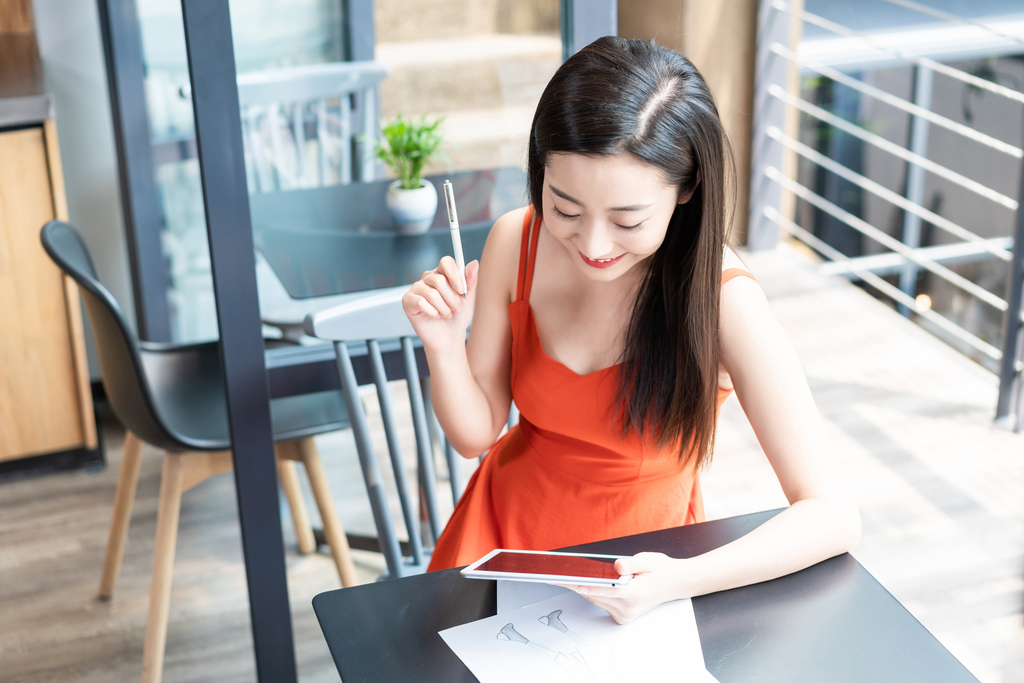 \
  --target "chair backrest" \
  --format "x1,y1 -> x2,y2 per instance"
40,221 -> 186,451
305,286 -> 462,578
236,61 -> 390,193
